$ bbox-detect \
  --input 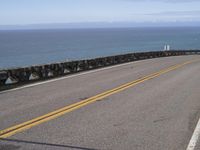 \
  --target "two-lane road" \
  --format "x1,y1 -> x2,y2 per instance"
0,55 -> 200,150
